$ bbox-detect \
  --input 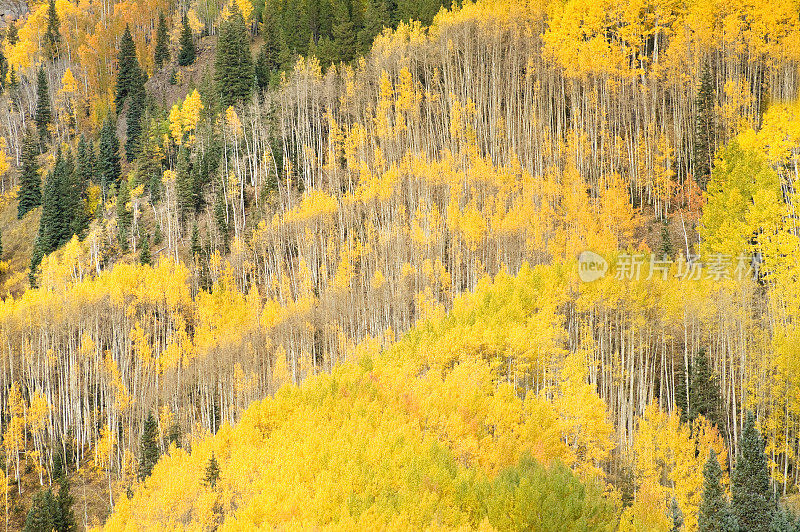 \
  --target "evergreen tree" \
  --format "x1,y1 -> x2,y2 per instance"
125,74 -> 146,162
176,147 -> 196,223
0,229 -> 3,259
694,63 -> 715,190
138,411 -> 160,480
699,449 -> 729,532
215,4 -> 254,108
54,475 -> 77,532
6,22 -> 18,46
33,147 -> 74,269
35,66 -> 52,143
0,49 -> 8,94
117,178 -> 132,252
358,0 -> 389,55
115,25 -> 143,110
44,0 -> 61,59
98,117 -> 121,199
771,508 -> 795,532
70,136 -> 92,236
190,222 -> 201,259
668,497 -> 683,532
23,489 -> 57,532
214,181 -> 229,253
658,221 -> 674,259
154,11 -> 170,69
52,450 -> 64,481
17,130 -> 42,218
332,1 -> 357,64
688,348 -> 723,427
732,411 -> 773,532
204,453 -> 220,488
153,224 -> 163,246
139,233 -> 151,265
178,14 -> 196,66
